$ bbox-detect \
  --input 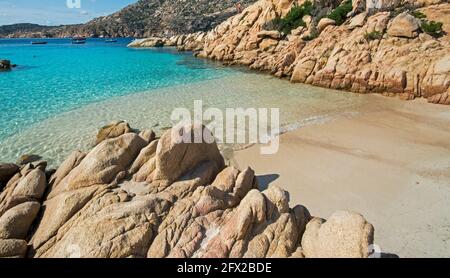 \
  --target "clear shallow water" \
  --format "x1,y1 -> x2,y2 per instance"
0,38 -> 235,140
0,38 -> 391,166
